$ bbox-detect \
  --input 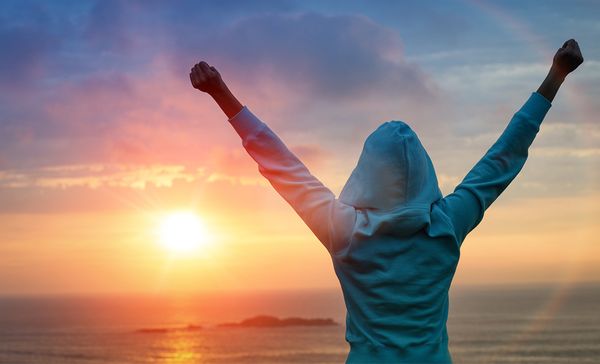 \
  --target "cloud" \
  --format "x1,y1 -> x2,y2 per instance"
0,4 -> 446,183
0,162 -> 290,214
0,59 -> 236,168
438,62 -> 549,91
0,138 -> 333,191
531,147 -> 600,158
0,164 -> 205,189
169,11 -> 440,104
163,10 -> 453,155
